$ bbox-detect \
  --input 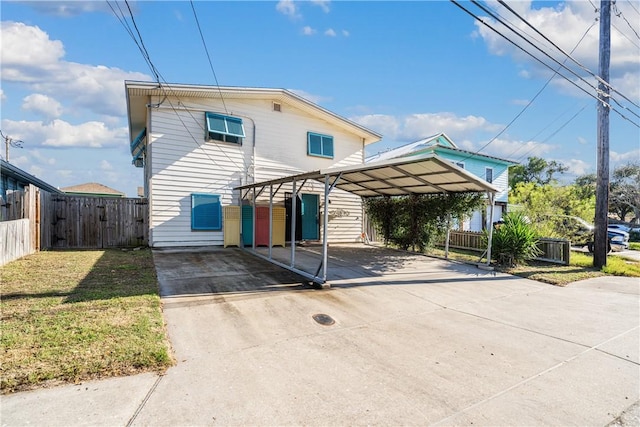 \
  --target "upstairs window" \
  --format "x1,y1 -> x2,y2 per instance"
191,193 -> 222,230
485,167 -> 494,183
205,112 -> 245,144
307,132 -> 334,159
